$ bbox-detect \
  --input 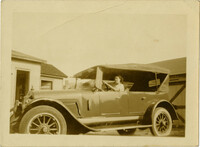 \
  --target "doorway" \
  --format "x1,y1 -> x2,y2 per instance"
15,70 -> 30,102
